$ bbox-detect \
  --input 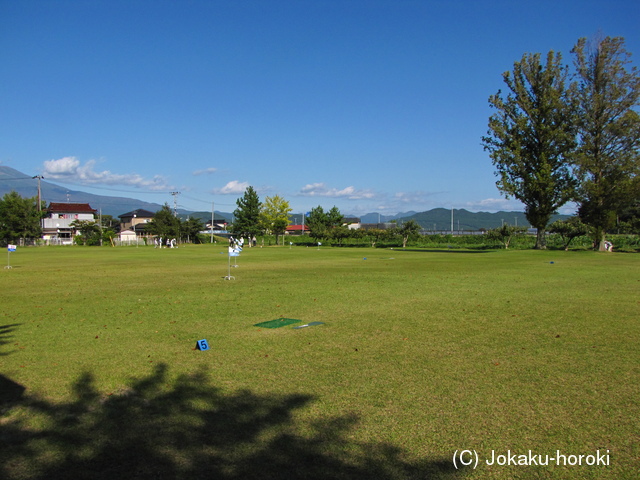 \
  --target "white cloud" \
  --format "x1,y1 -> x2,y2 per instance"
359,190 -> 441,213
298,183 -> 375,200
42,157 -> 172,191
393,191 -> 434,204
212,180 -> 250,195
466,197 -> 524,212
192,167 -> 217,176
43,156 -> 80,175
